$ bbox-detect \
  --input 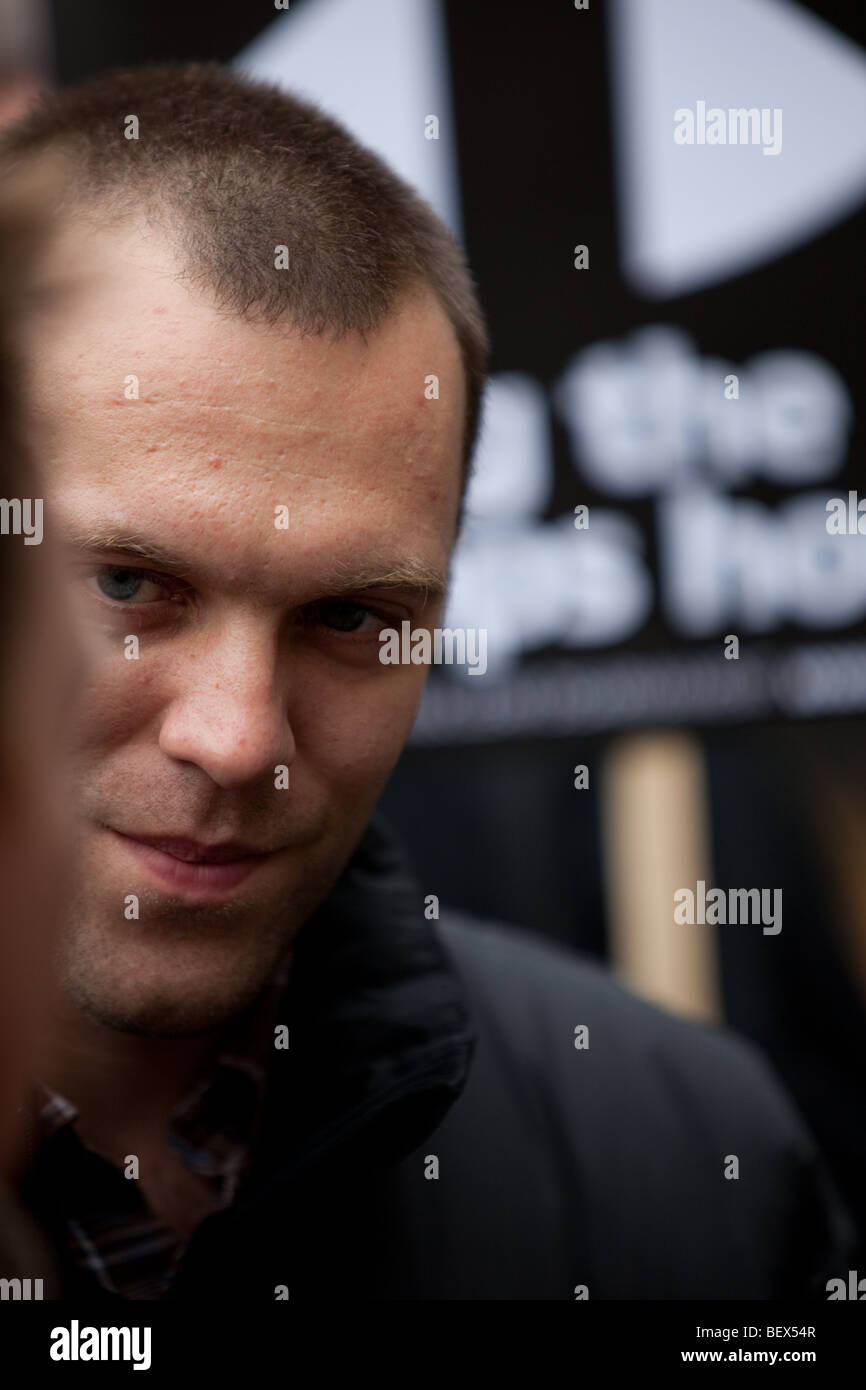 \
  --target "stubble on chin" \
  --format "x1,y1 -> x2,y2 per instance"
55,873 -> 321,1039
54,809 -> 373,1037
